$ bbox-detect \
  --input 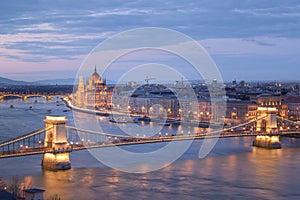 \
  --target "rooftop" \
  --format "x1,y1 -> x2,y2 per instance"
23,188 -> 45,193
